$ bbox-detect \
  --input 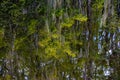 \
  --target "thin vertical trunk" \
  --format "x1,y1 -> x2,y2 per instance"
100,0 -> 111,27
117,0 -> 120,17
78,0 -> 82,13
55,0 -> 62,42
86,0 -> 92,80
8,24 -> 16,78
